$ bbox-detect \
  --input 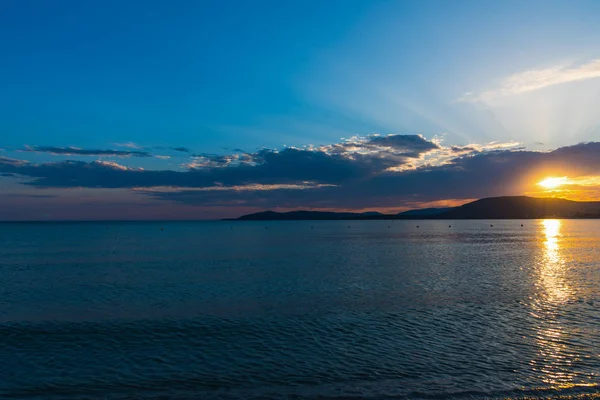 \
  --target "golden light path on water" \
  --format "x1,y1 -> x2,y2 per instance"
530,219 -> 594,390
539,220 -> 569,305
